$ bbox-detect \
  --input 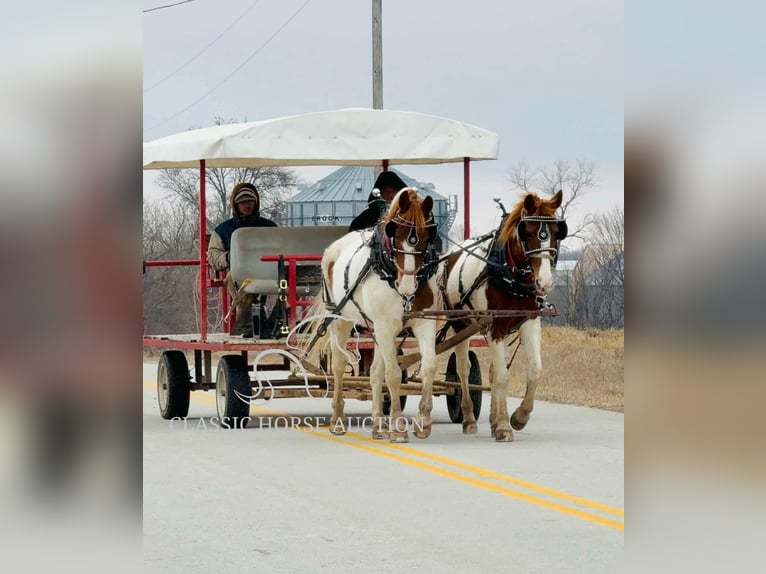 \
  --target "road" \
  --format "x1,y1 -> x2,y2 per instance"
143,363 -> 623,573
